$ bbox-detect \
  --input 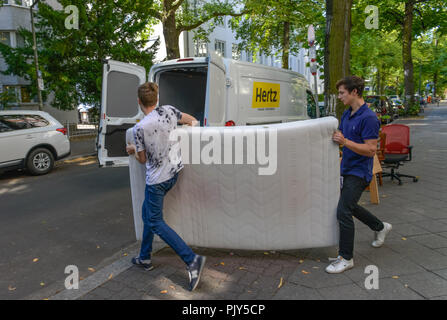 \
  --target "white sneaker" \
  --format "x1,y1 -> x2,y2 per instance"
325,256 -> 354,274
372,222 -> 392,248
